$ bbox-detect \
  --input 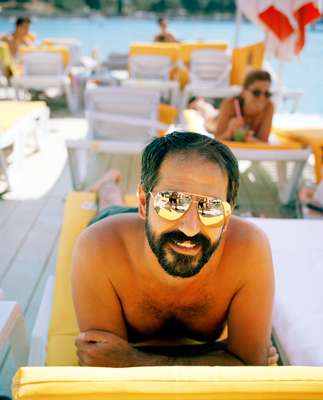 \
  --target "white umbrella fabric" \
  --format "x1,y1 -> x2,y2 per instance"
235,0 -> 321,108
236,0 -> 321,60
